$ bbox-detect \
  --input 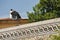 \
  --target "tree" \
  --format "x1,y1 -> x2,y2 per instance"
27,0 -> 60,22
27,12 -> 43,22
44,12 -> 58,20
